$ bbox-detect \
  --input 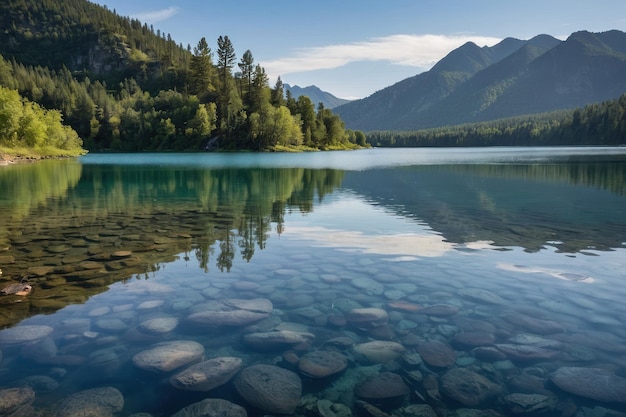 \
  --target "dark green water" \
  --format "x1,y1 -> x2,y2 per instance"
0,148 -> 625,416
